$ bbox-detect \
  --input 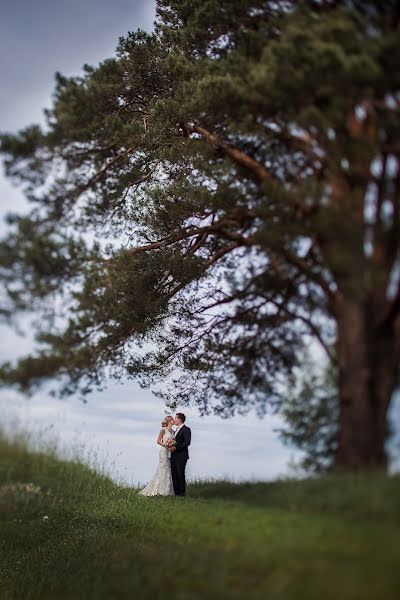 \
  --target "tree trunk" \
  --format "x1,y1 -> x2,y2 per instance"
334,294 -> 397,470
